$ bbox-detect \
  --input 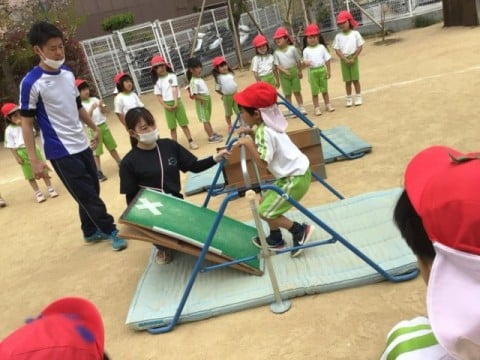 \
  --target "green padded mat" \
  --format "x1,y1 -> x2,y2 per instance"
120,188 -> 260,270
